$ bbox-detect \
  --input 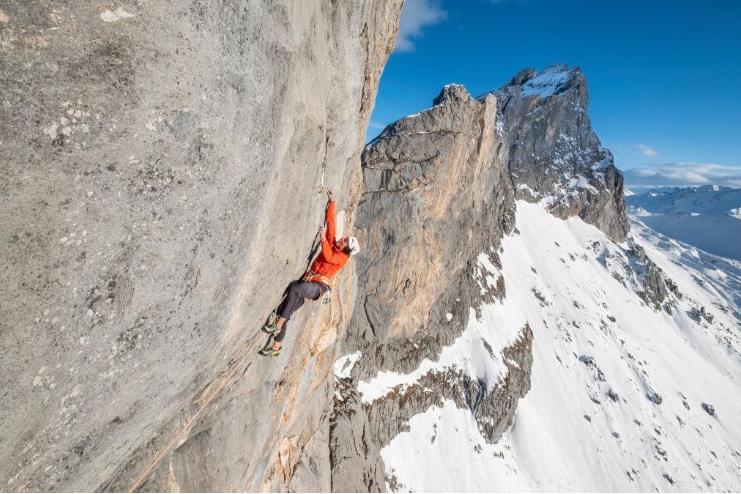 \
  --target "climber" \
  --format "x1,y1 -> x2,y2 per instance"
259,189 -> 360,357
